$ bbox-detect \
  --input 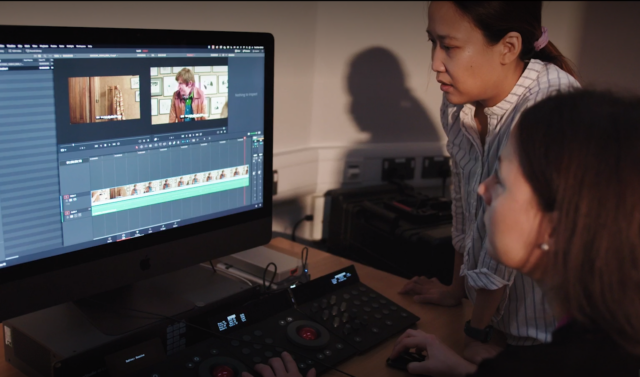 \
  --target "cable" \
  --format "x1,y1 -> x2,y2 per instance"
85,298 -> 356,377
301,247 -> 309,273
292,215 -> 314,242
262,262 -> 277,292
